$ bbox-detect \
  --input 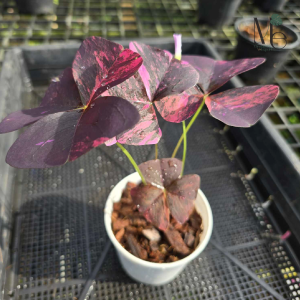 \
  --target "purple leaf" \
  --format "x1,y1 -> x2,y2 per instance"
129,42 -> 172,101
130,42 -> 199,102
131,184 -> 162,213
69,96 -> 140,161
0,106 -> 75,134
143,193 -> 169,231
131,184 -> 169,231
139,158 -> 182,187
154,59 -> 199,101
131,158 -> 200,230
72,37 -> 142,105
206,85 -> 279,127
0,68 -> 81,133
41,68 -> 83,107
155,86 -> 204,123
6,111 -> 81,168
92,49 -> 144,101
6,96 -> 140,168
116,103 -> 161,145
103,73 -> 162,145
182,56 -> 266,94
167,175 -> 200,224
